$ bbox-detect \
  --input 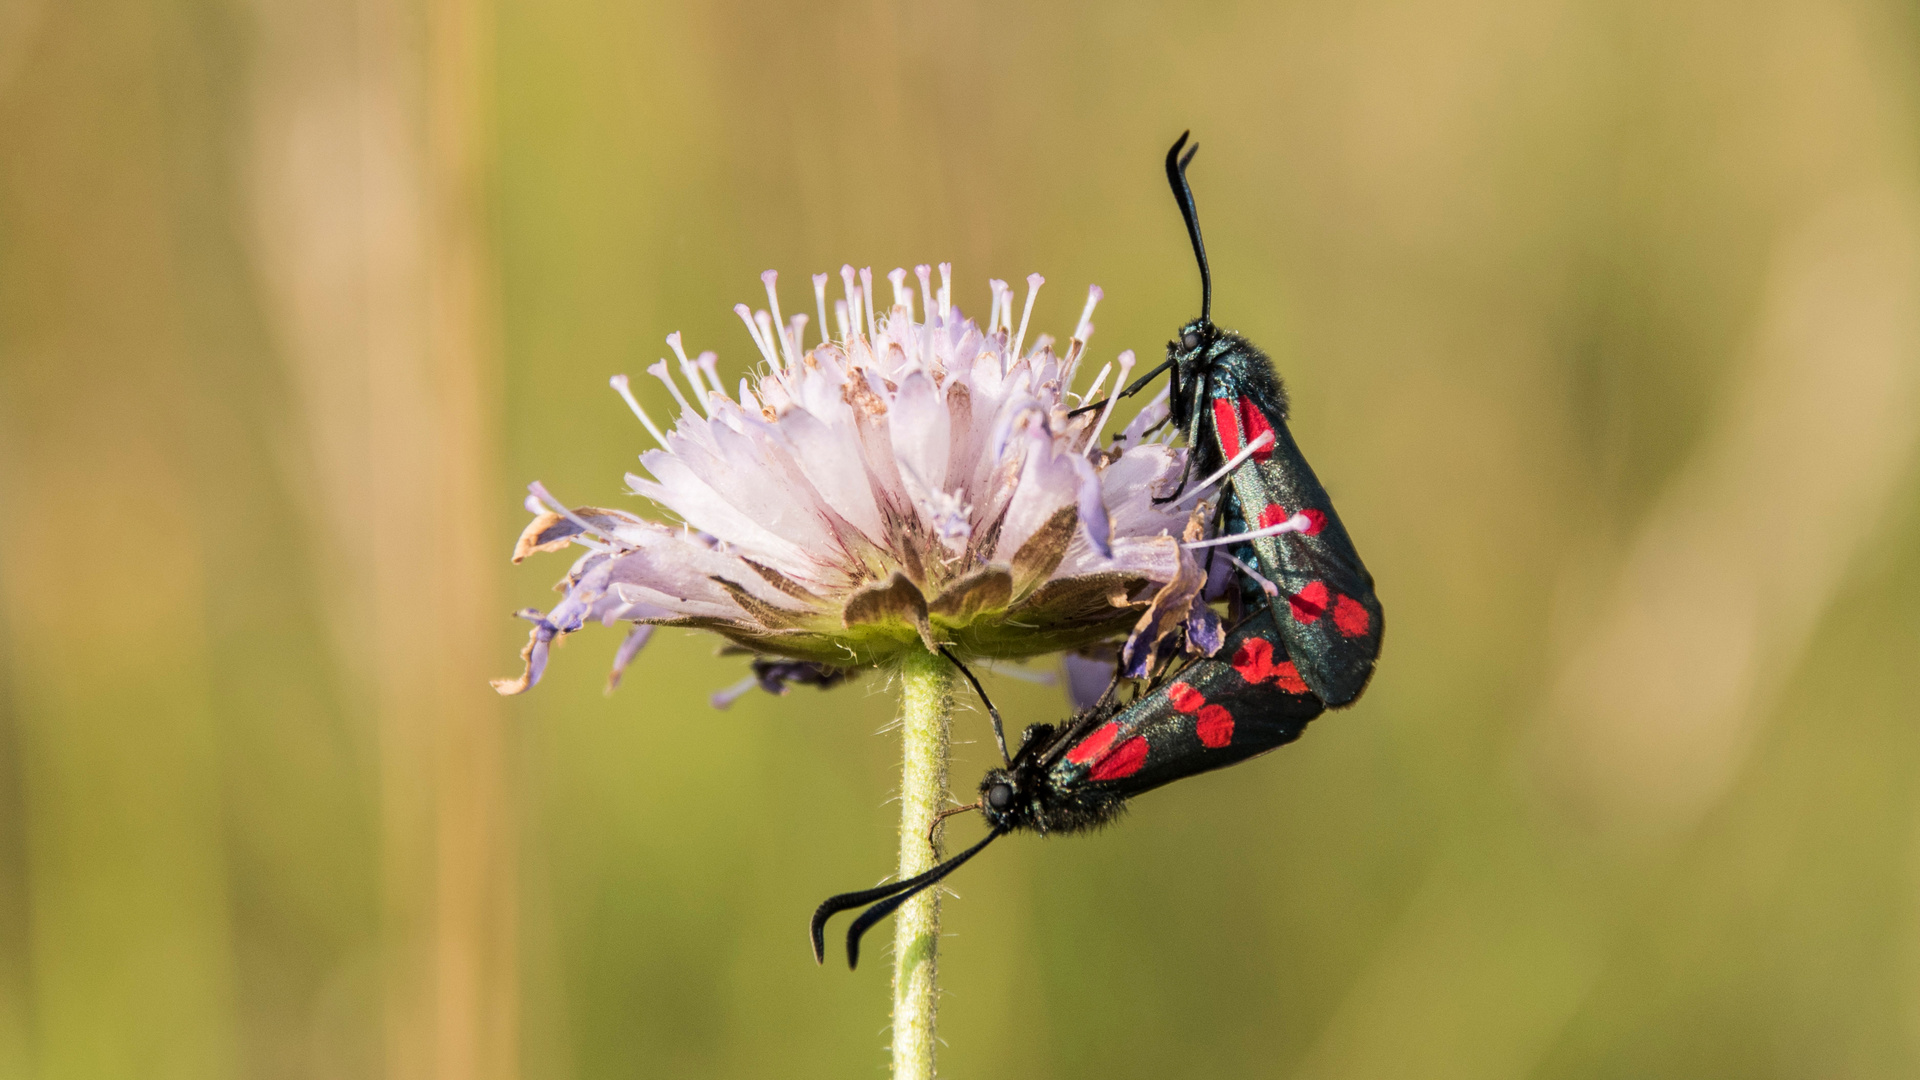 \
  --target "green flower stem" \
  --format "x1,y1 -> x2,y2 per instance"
892,649 -> 955,1080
